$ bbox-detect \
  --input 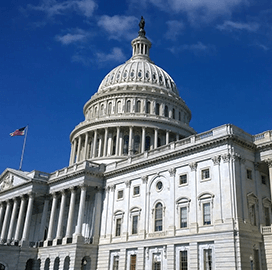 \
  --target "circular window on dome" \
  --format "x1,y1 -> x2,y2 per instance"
123,71 -> 127,78
156,181 -> 163,191
138,70 -> 142,78
131,70 -> 135,77
117,73 -> 120,80
111,73 -> 115,81
153,73 -> 156,81
146,71 -> 149,78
